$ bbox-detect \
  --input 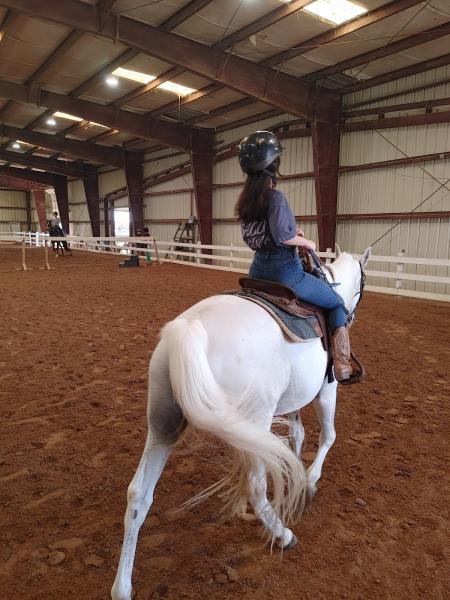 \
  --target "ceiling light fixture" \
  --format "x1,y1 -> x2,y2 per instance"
113,67 -> 155,85
303,0 -> 367,25
12,141 -> 21,149
46,117 -> 57,126
105,75 -> 119,87
158,81 -> 196,96
53,111 -> 83,122
113,67 -> 196,96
